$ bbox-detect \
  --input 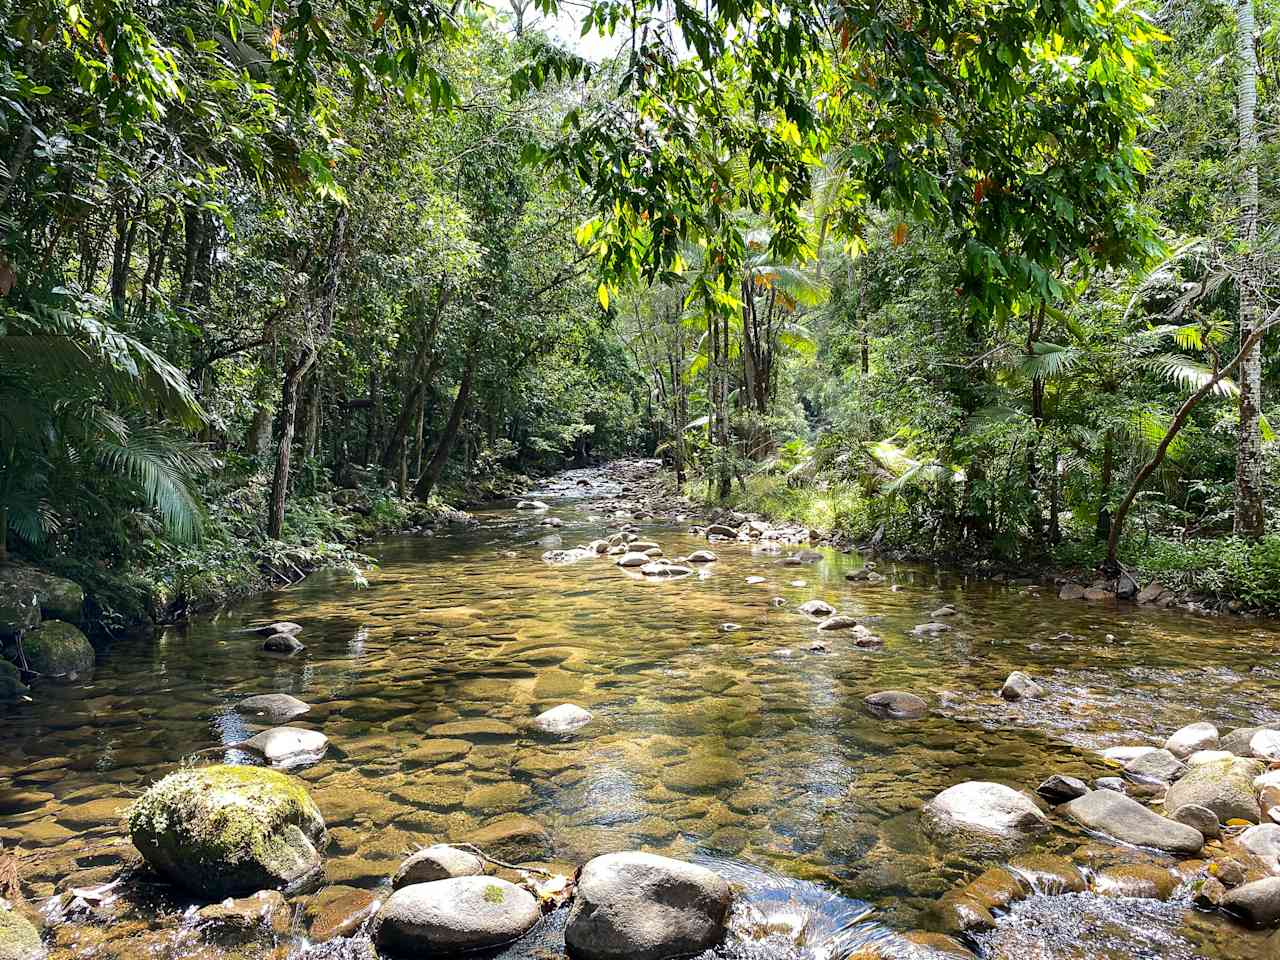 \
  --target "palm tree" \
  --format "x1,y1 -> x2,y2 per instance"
0,290 -> 211,561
